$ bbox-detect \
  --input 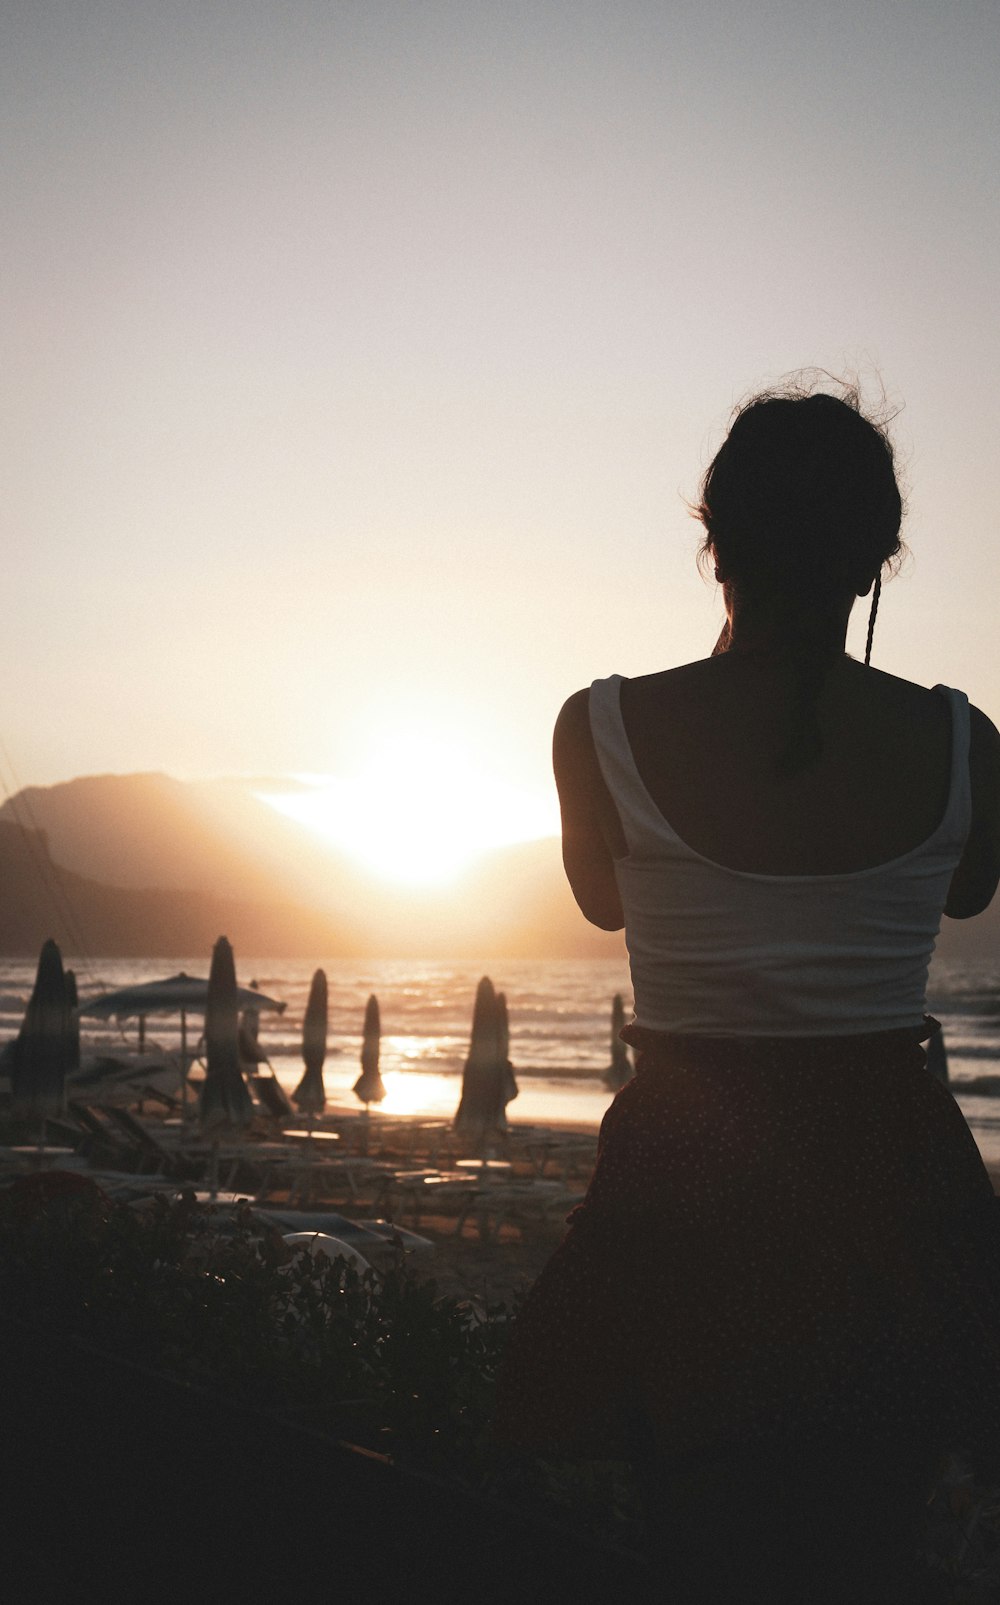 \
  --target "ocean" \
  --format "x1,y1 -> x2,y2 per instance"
3,954 -> 1000,1162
